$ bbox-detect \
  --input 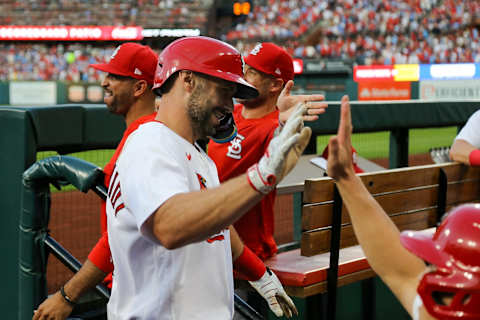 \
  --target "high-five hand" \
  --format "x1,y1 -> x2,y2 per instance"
278,80 -> 328,123
326,95 -> 356,181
